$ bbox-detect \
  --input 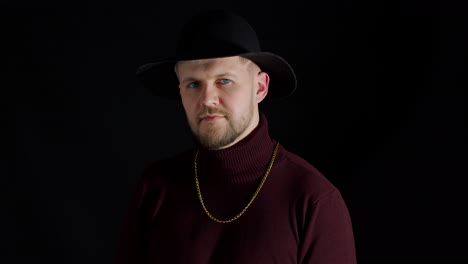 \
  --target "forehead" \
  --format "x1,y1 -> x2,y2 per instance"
176,56 -> 249,76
